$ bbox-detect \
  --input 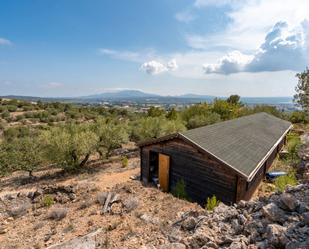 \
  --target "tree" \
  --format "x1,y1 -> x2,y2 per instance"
132,116 -> 186,141
166,108 -> 178,120
226,95 -> 241,105
187,112 -> 221,129
294,68 -> 309,113
0,142 -> 11,176
94,119 -> 129,158
147,106 -> 165,117
181,103 -> 210,123
212,99 -> 235,120
289,111 -> 309,124
9,137 -> 44,177
41,124 -> 98,170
